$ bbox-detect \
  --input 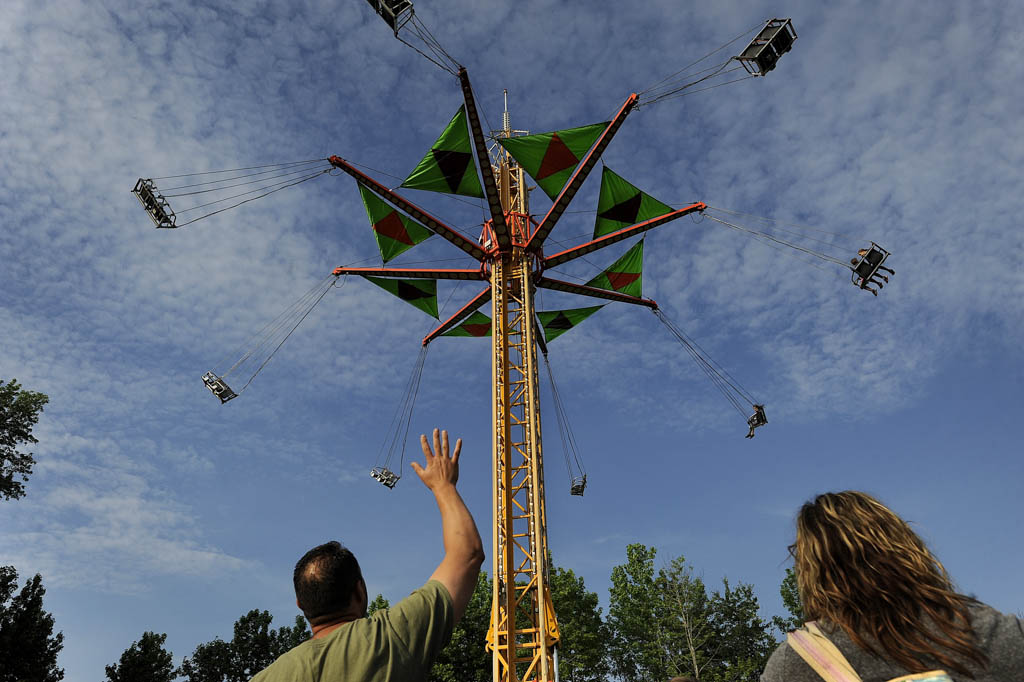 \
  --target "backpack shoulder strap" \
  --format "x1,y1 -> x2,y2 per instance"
786,622 -> 862,682
888,673 -> 953,682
